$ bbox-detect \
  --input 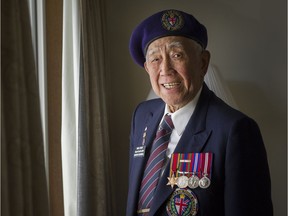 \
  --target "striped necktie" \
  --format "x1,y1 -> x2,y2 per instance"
138,114 -> 174,213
